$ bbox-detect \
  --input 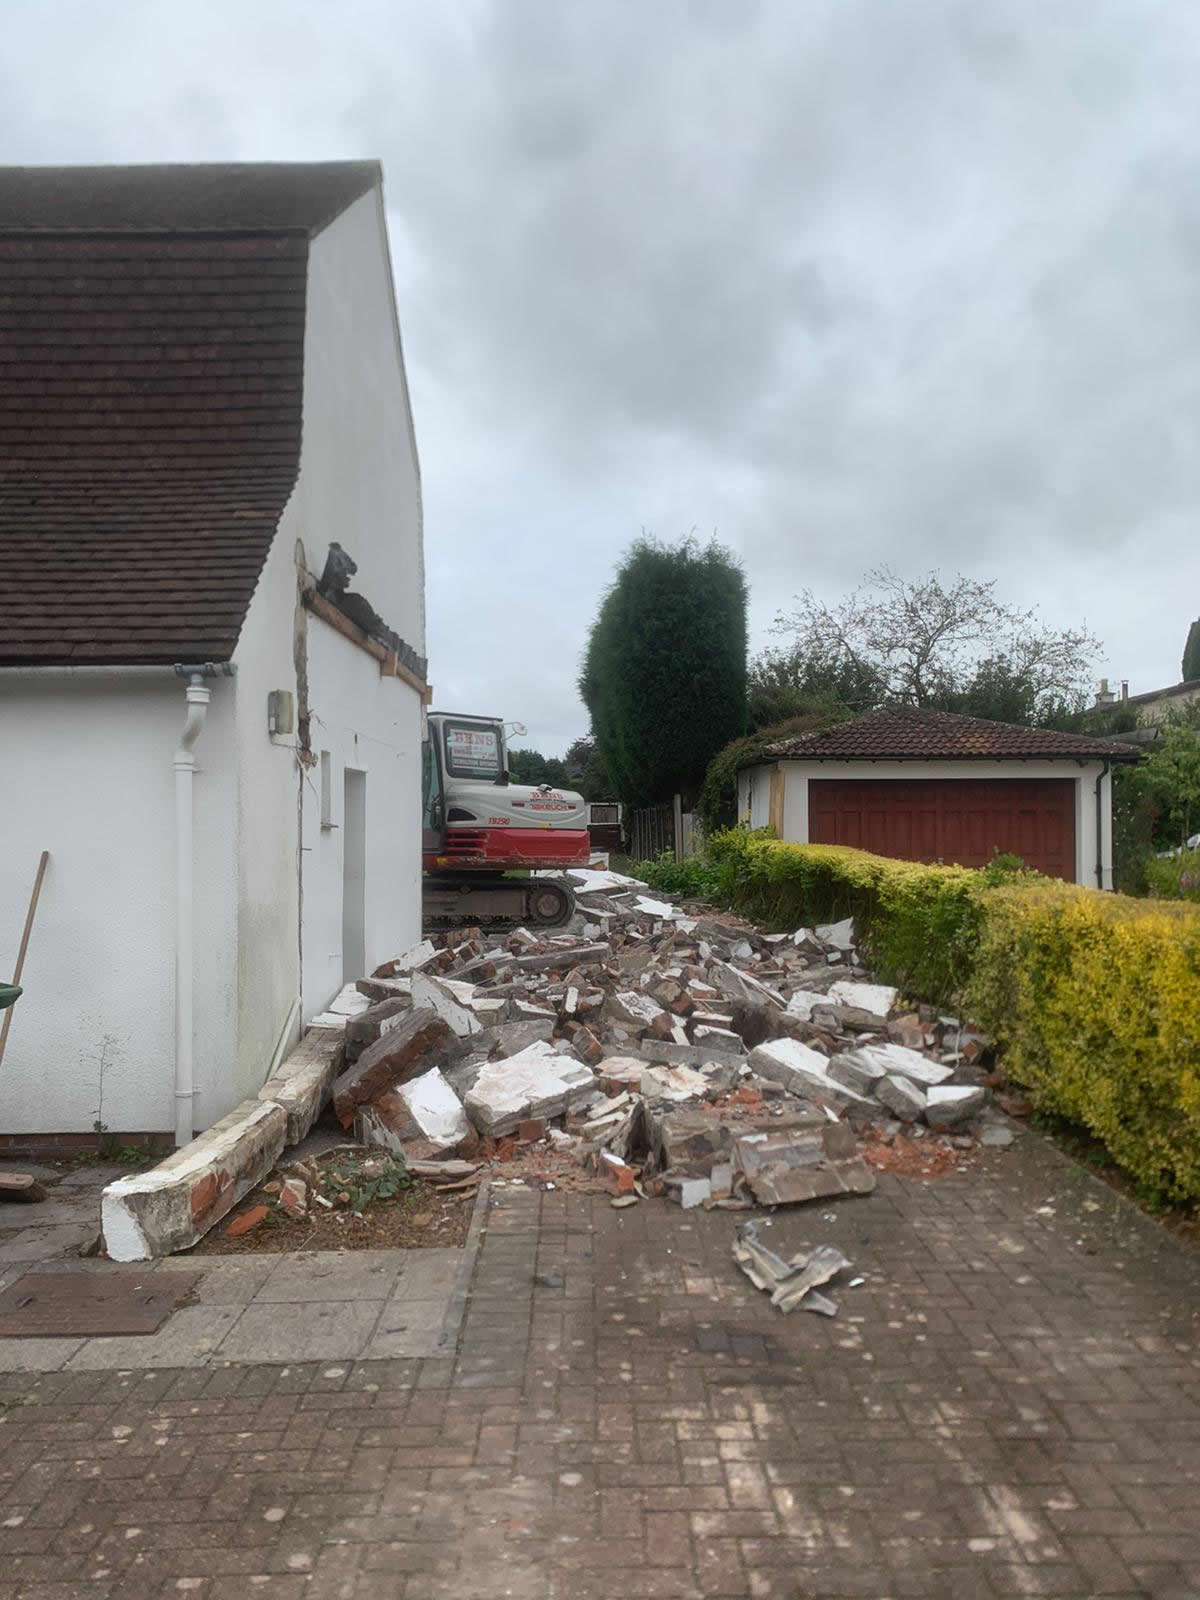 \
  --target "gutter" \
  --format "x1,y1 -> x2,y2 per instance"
1,662 -> 232,679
